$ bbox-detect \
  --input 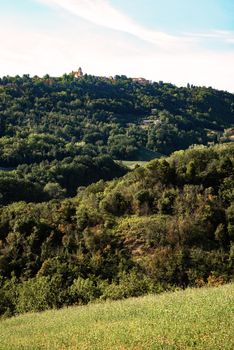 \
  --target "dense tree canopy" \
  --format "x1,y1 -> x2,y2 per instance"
0,74 -> 233,316
0,143 -> 233,316
0,74 -> 233,167
0,73 -> 233,205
